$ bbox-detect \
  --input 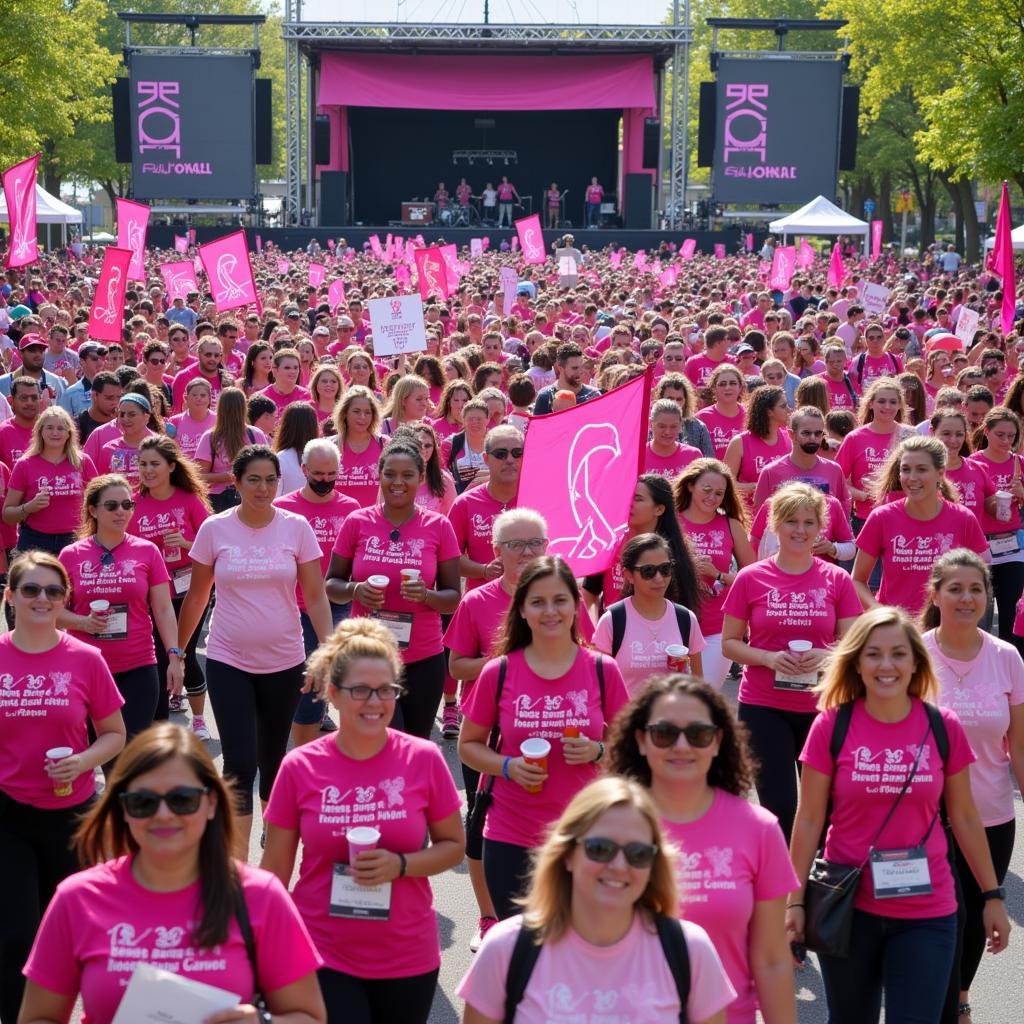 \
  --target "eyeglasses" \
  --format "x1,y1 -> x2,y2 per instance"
338,684 -> 405,701
119,786 -> 208,818
15,583 -> 67,600
488,448 -> 524,461
984,366 -> 1000,377
644,721 -> 719,749
101,500 -> 135,512
578,836 -> 658,869
499,537 -> 548,553
633,561 -> 674,580
148,357 -> 167,365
